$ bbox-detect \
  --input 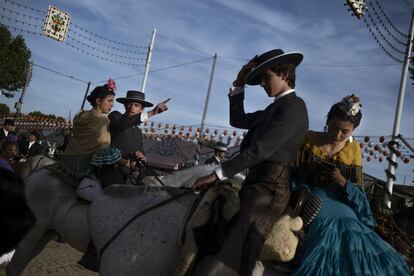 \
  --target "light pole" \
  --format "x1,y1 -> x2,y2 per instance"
200,53 -> 218,141
346,0 -> 414,208
141,29 -> 157,93
384,10 -> 414,208
15,60 -> 32,114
